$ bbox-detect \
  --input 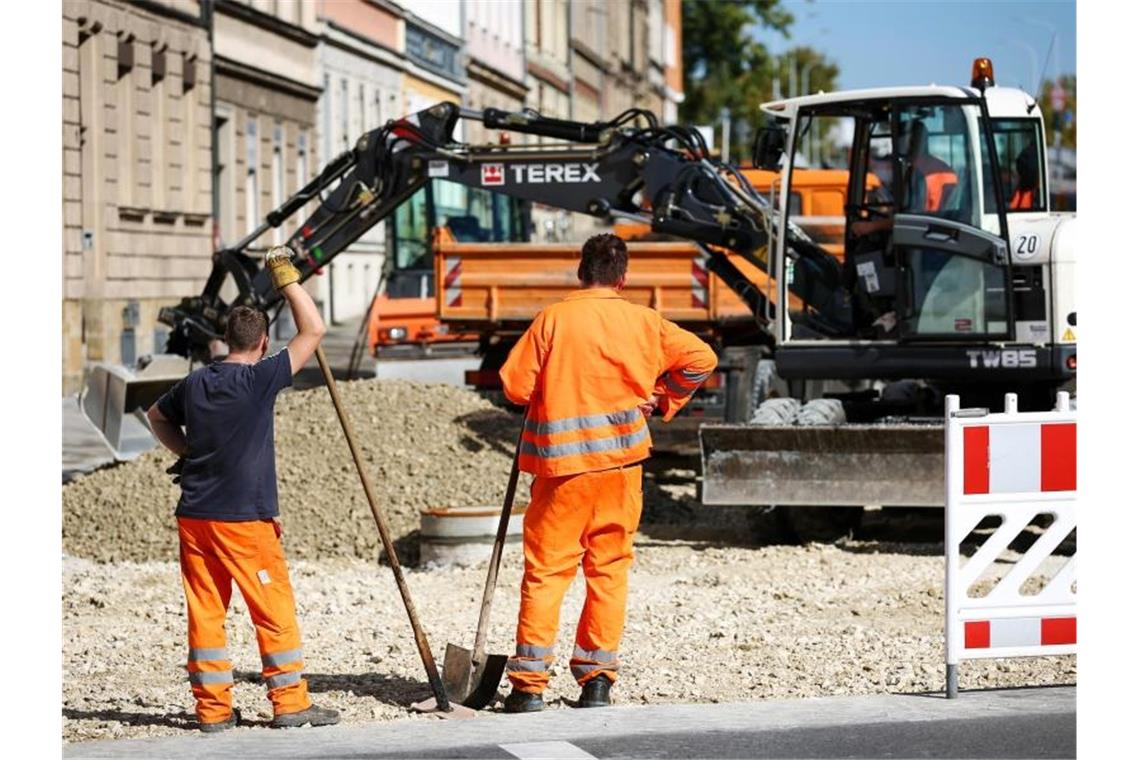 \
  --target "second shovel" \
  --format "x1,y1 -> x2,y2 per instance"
441,418 -> 526,709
